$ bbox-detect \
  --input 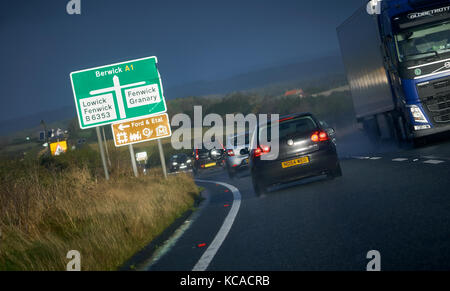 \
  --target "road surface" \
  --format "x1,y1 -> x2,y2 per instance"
146,133 -> 450,271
